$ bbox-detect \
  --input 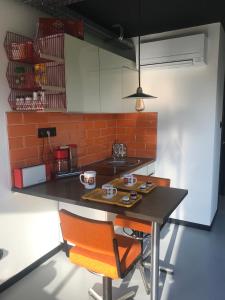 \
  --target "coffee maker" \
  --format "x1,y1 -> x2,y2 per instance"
54,144 -> 81,178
